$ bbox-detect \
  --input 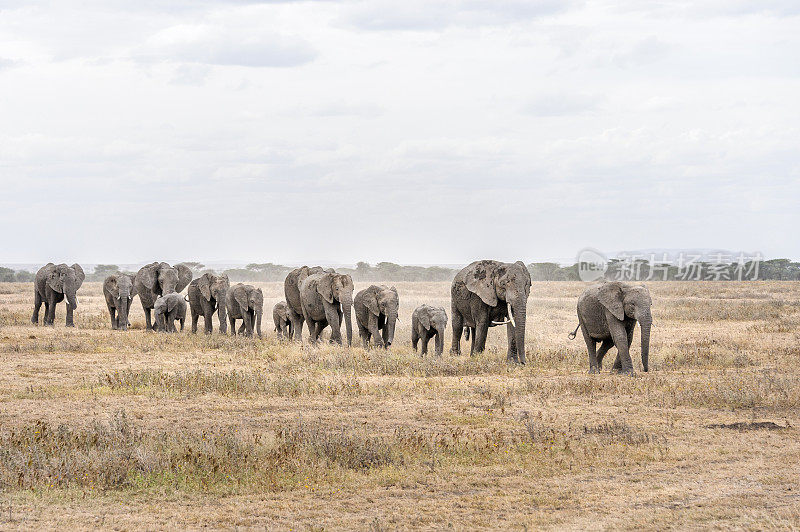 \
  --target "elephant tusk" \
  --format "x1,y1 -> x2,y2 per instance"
507,302 -> 516,328
492,320 -> 512,325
